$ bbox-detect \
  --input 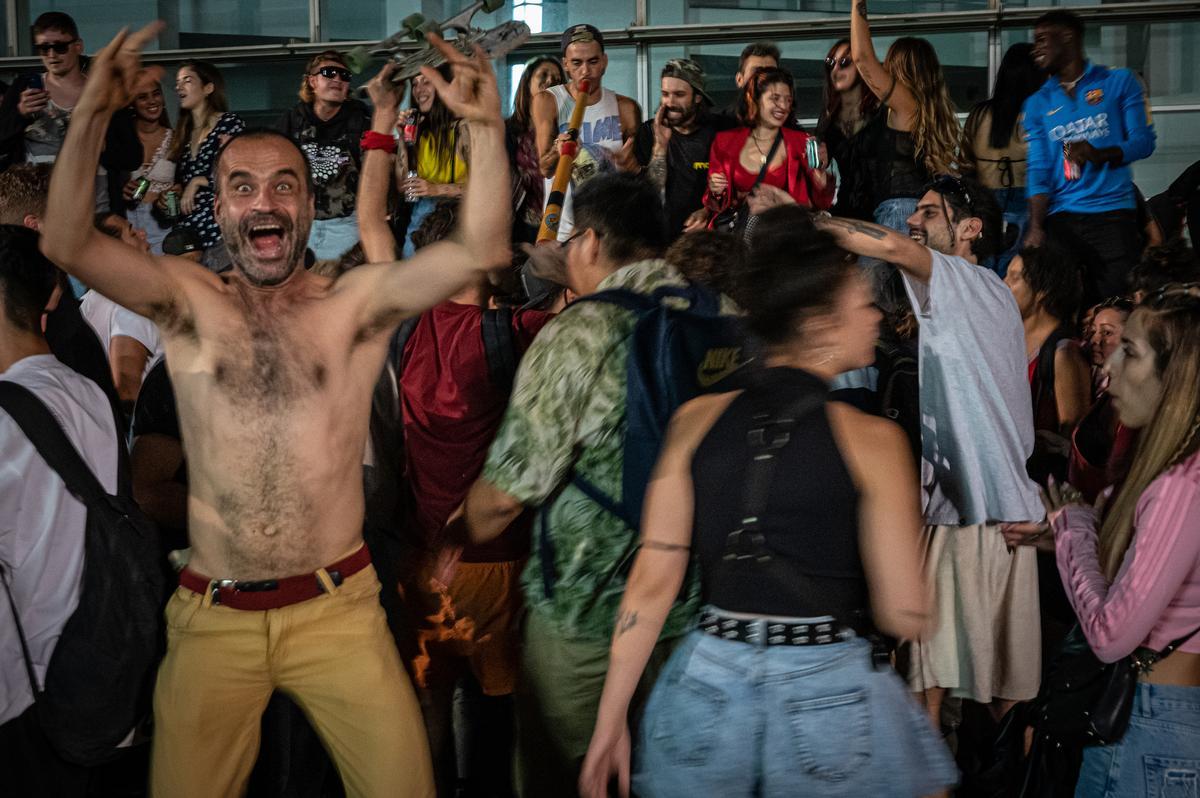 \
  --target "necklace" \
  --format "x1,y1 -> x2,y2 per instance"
751,130 -> 774,164
1059,70 -> 1084,93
